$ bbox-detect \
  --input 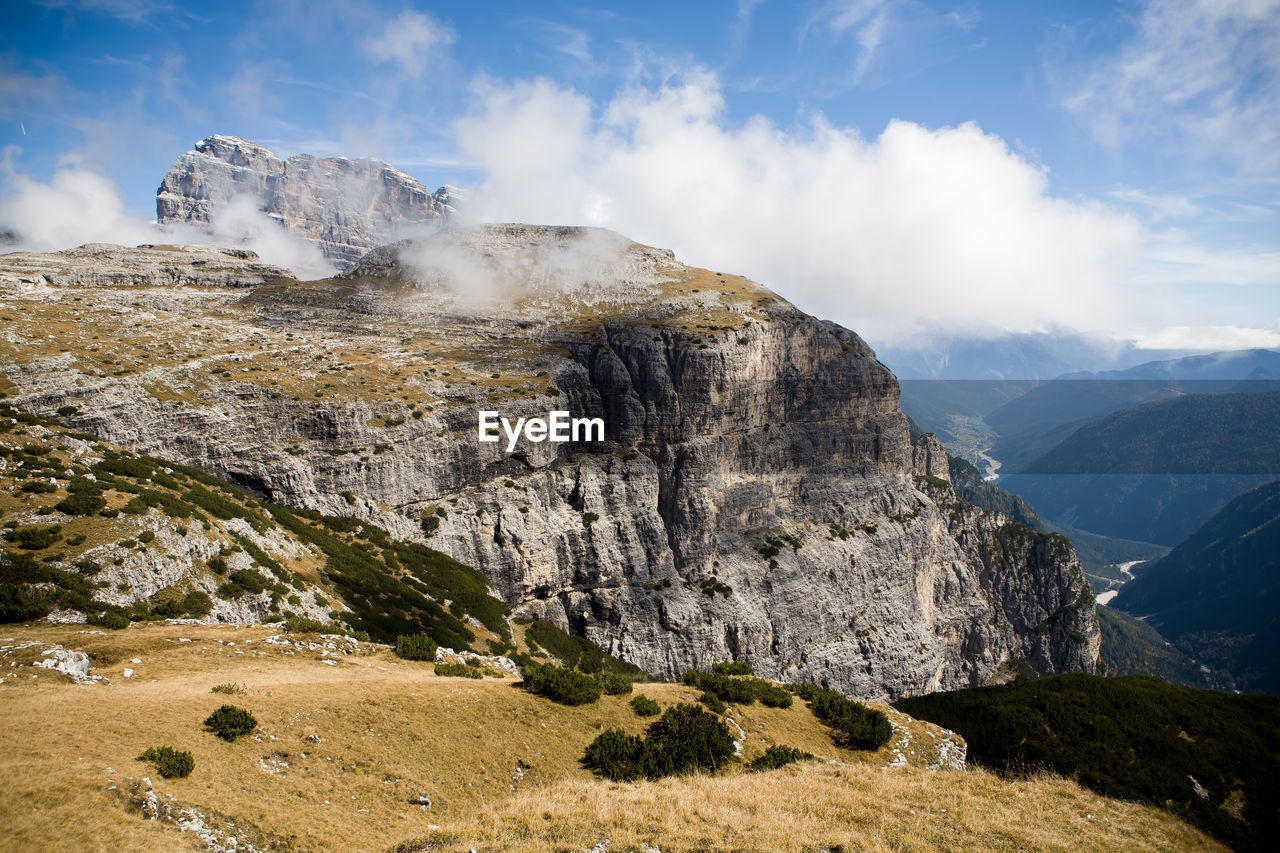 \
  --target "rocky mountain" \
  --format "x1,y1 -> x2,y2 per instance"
0,226 -> 1099,699
156,135 -> 458,268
